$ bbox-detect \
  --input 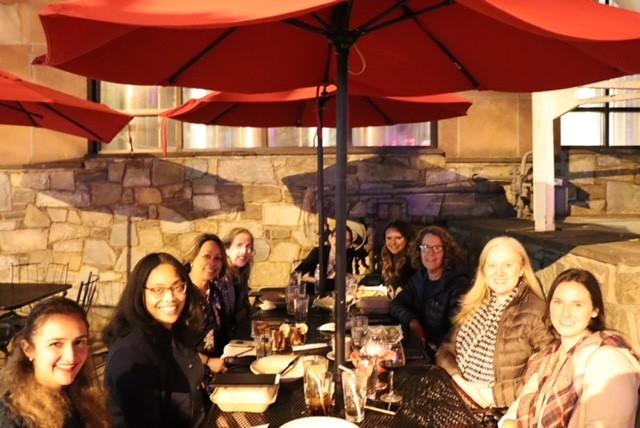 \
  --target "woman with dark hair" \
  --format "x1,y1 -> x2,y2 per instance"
501,268 -> 640,427
294,226 -> 355,293
183,233 -> 229,367
380,220 -> 416,291
223,228 -> 254,337
0,297 -> 108,428
390,225 -> 470,351
104,252 -> 209,428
